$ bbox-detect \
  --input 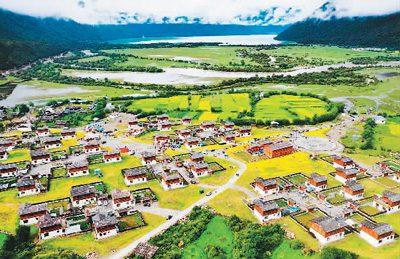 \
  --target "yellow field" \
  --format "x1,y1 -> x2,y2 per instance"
235,152 -> 335,190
